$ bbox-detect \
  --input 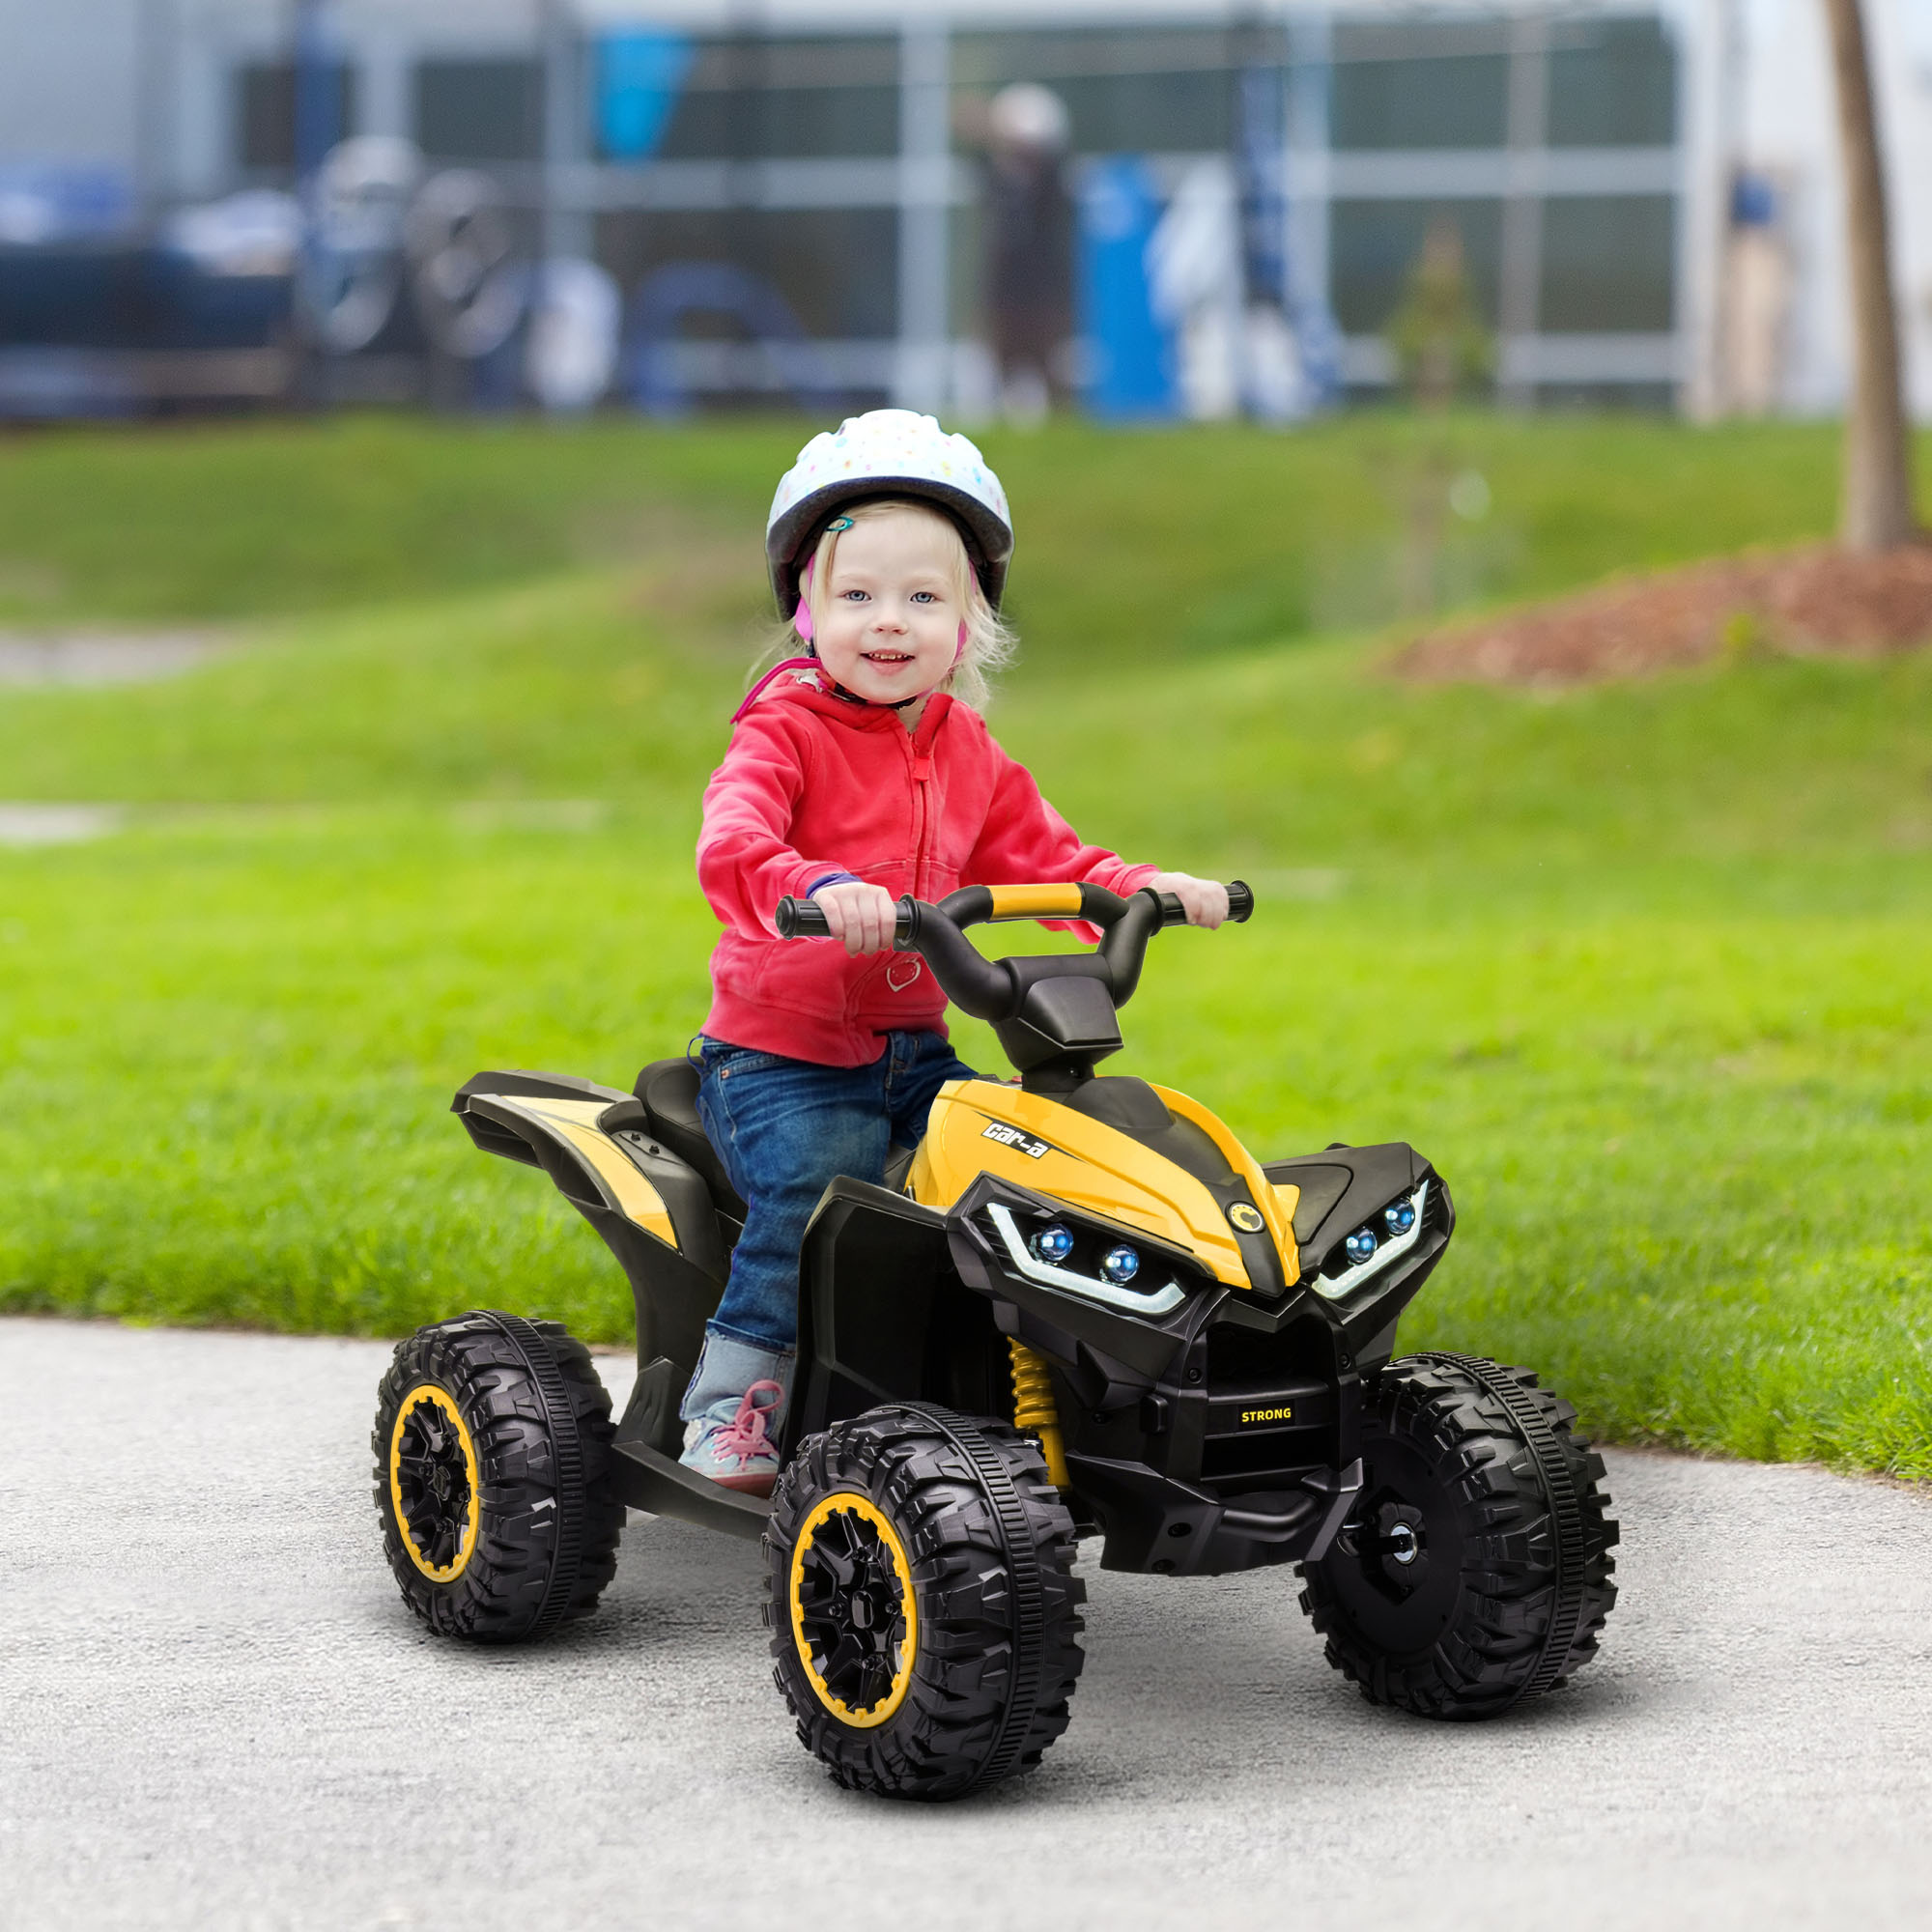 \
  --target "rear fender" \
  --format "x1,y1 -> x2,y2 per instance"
452,1070 -> 726,1404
